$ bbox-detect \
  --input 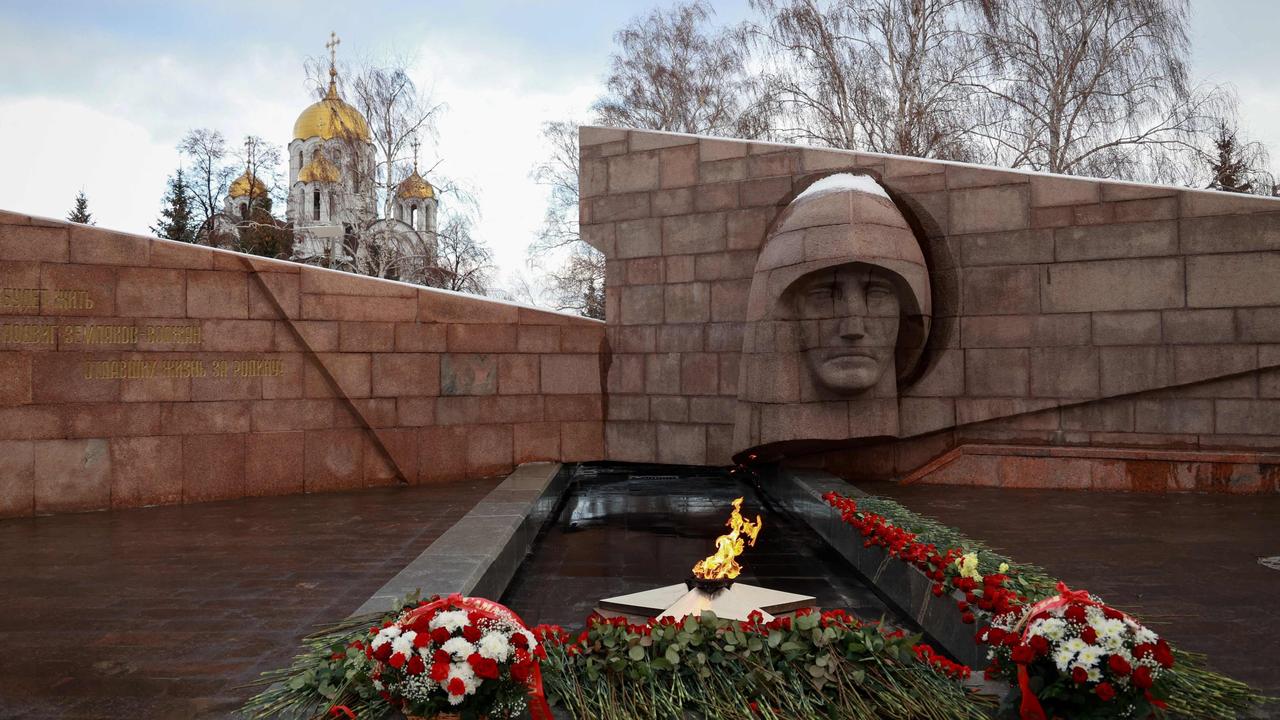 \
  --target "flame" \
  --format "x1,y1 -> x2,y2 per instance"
692,497 -> 763,580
